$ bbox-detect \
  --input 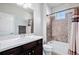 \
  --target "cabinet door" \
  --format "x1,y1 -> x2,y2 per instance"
34,46 -> 43,55
34,39 -> 43,55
